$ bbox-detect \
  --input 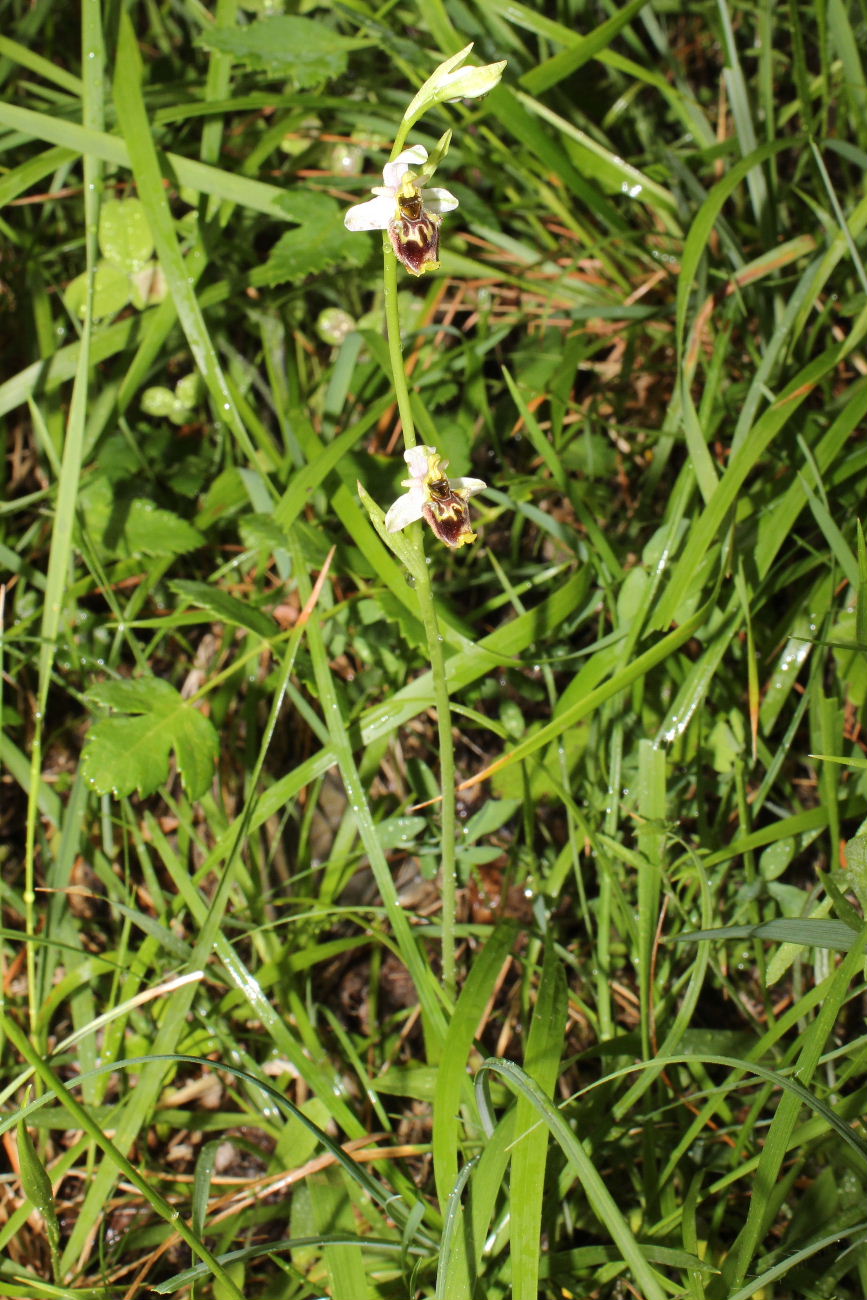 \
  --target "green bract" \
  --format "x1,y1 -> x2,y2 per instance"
403,41 -> 506,127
